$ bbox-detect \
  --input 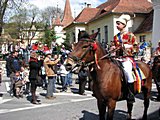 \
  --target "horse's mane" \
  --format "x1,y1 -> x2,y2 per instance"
96,41 -> 106,55
78,30 -> 106,55
78,30 -> 99,41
